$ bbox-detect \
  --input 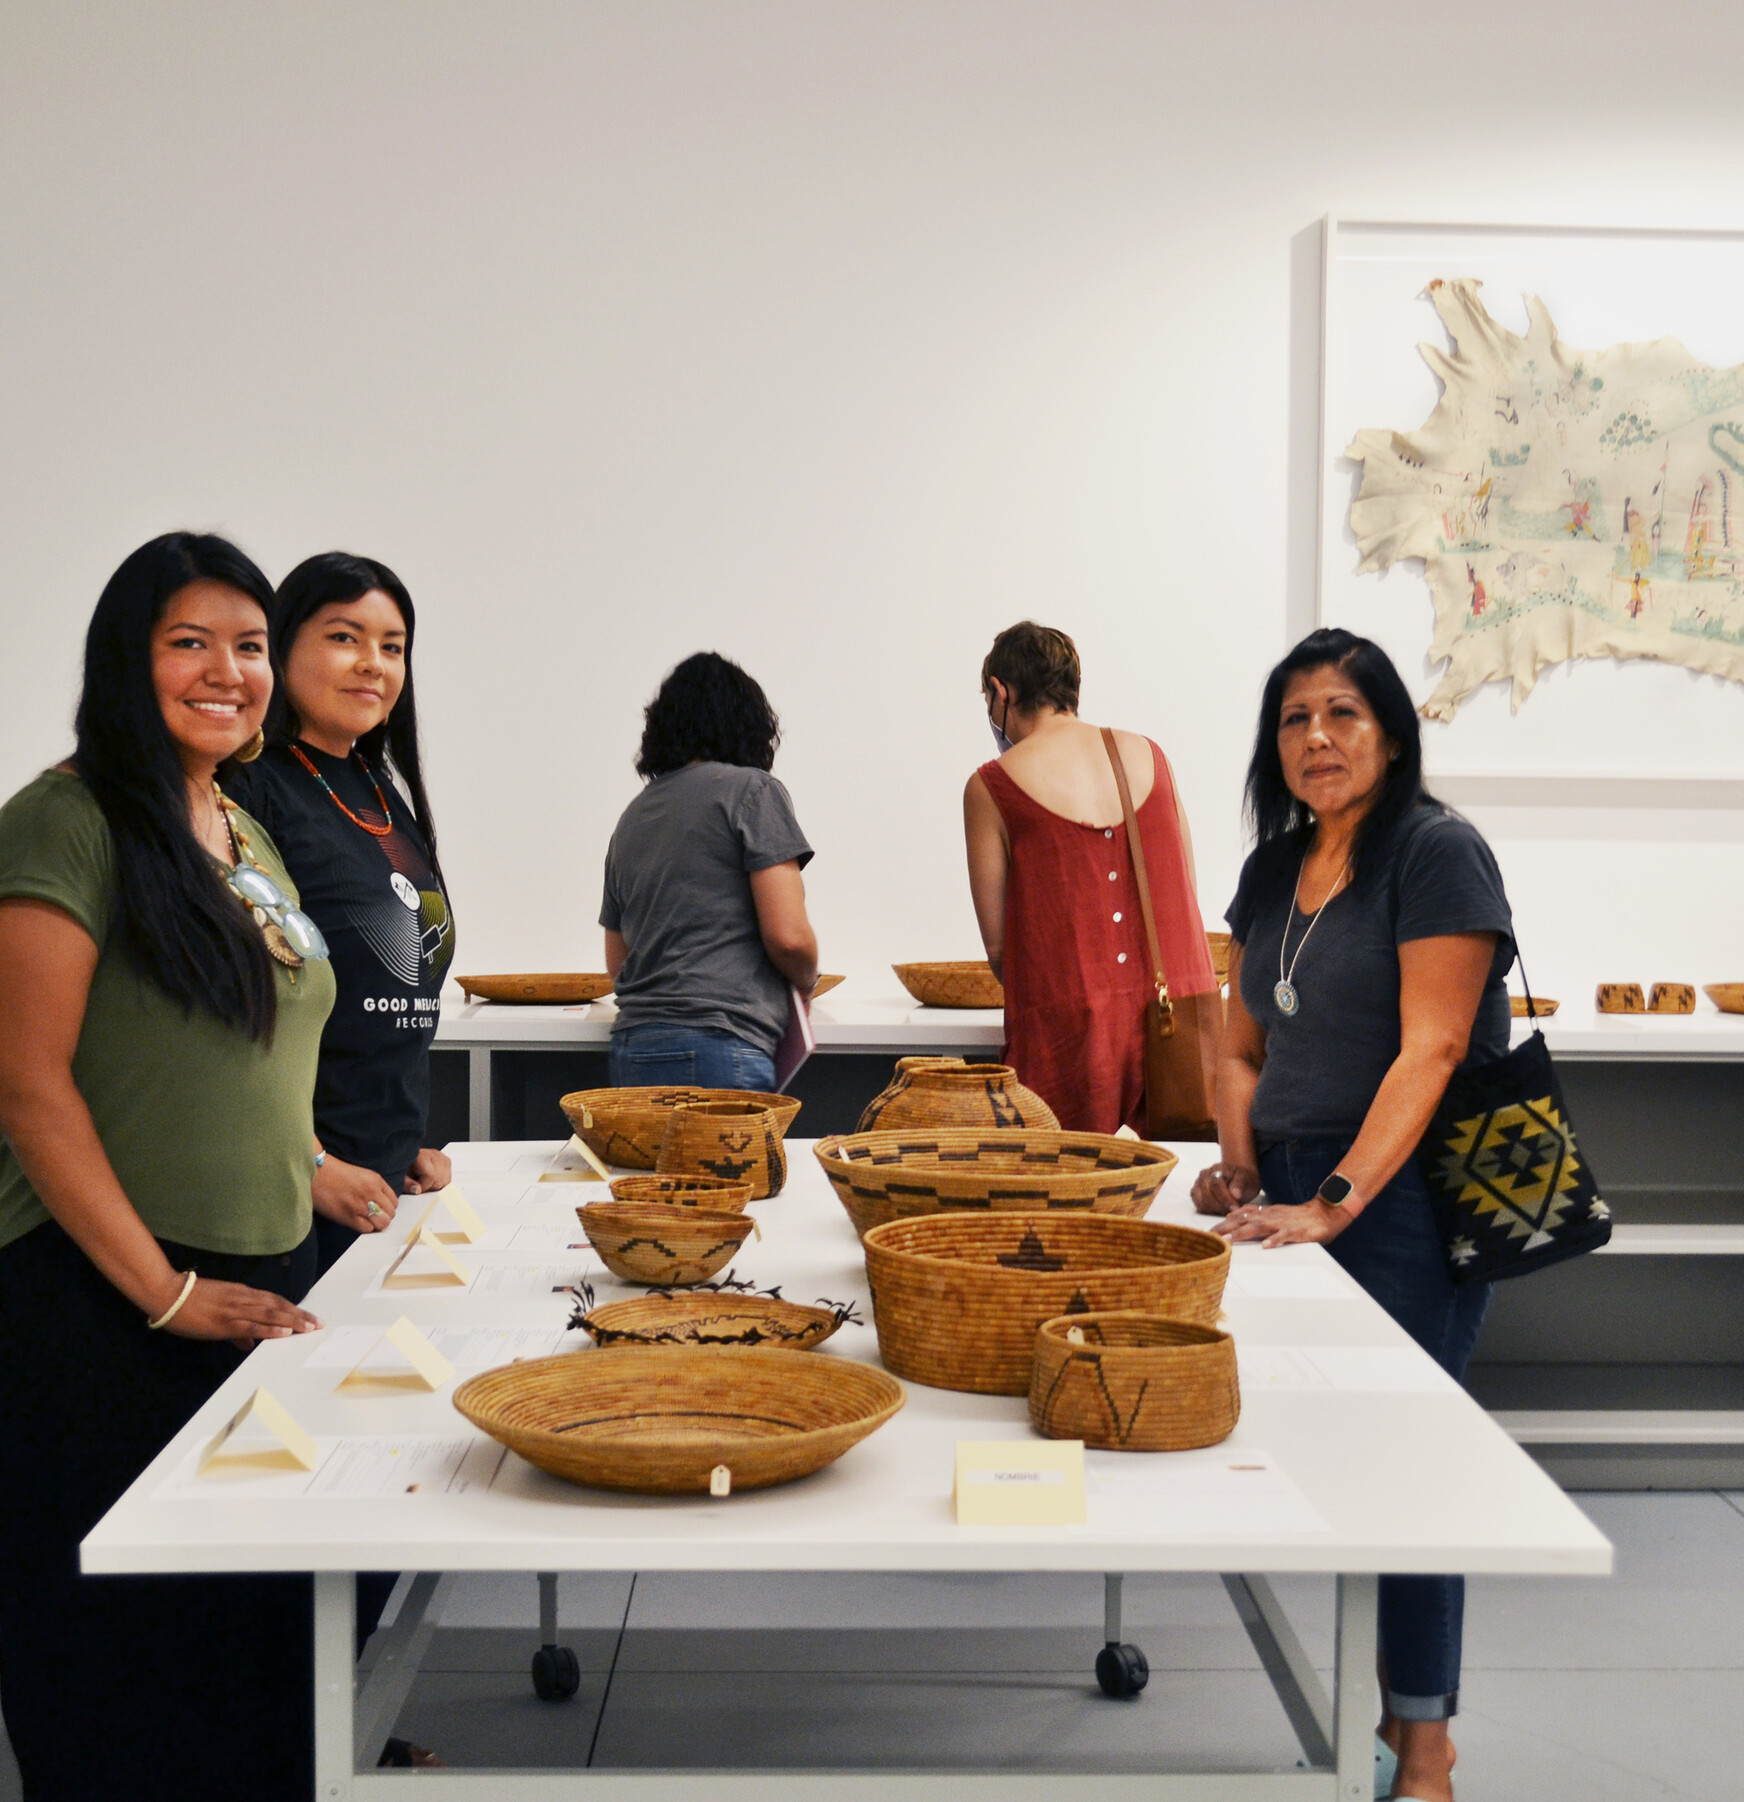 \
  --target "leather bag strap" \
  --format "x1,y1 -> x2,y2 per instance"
1100,728 -> 1170,1006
